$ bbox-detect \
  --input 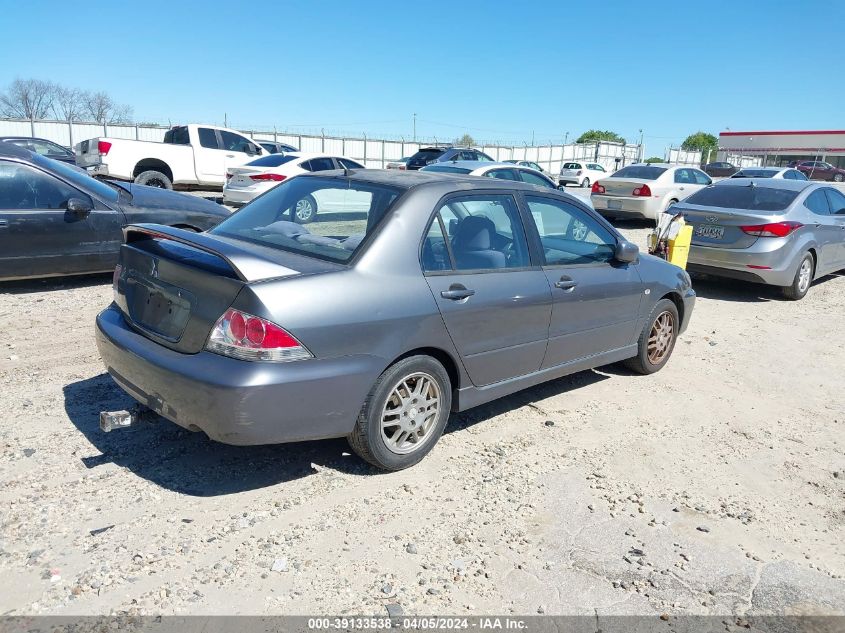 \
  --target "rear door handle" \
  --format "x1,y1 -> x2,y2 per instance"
441,285 -> 475,300
554,276 -> 578,291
